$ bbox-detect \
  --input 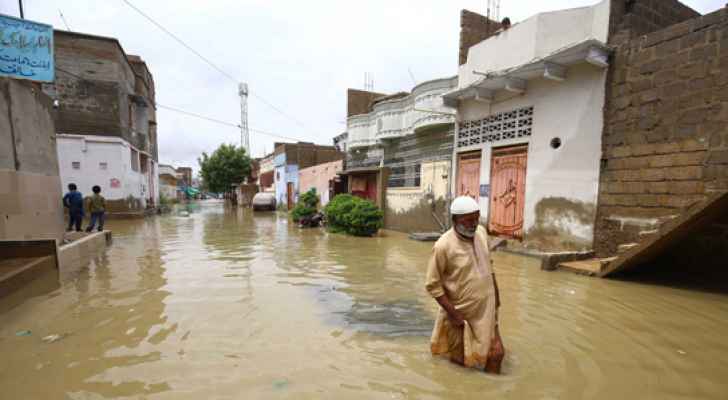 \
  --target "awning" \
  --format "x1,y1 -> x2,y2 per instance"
443,39 -> 611,107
